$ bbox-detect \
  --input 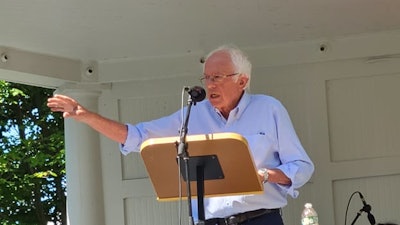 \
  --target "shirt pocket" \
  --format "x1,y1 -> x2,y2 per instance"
242,131 -> 277,167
